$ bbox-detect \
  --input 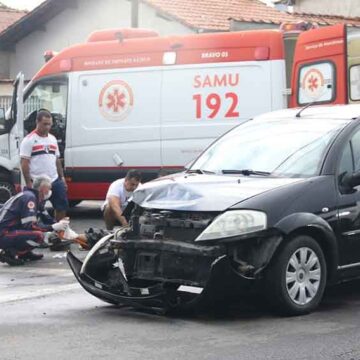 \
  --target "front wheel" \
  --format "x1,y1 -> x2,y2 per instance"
265,235 -> 327,316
